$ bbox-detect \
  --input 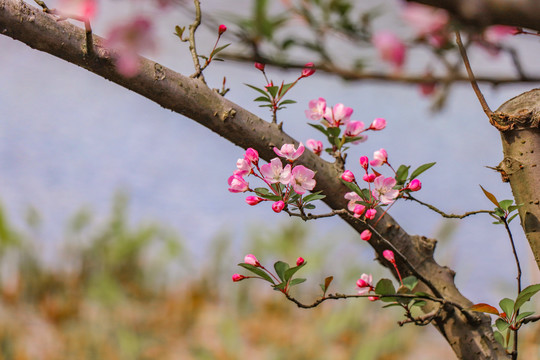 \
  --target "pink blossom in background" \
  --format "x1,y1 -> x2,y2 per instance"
290,165 -> 316,194
228,174 -> 249,193
244,254 -> 260,266
369,118 -> 386,130
408,179 -> 422,191
360,229 -> 372,241
356,273 -> 373,295
341,170 -> 355,182
363,173 -> 376,183
105,16 -> 156,77
300,62 -> 316,78
359,156 -> 369,169
382,250 -> 395,262
57,0 -> 97,19
274,143 -> 305,161
419,81 -> 437,96
484,25 -> 517,44
305,98 -> 327,121
368,296 -> 379,301
344,192 -> 362,212
324,103 -> 353,127
365,208 -> 377,220
296,257 -> 305,266
232,274 -> 246,282
344,121 -> 365,137
255,62 -> 265,71
245,196 -> 264,206
401,3 -> 449,37
260,158 -> 292,185
370,148 -> 388,167
306,139 -> 323,156
272,200 -> 285,213
372,31 -> 406,71
372,176 -> 399,204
